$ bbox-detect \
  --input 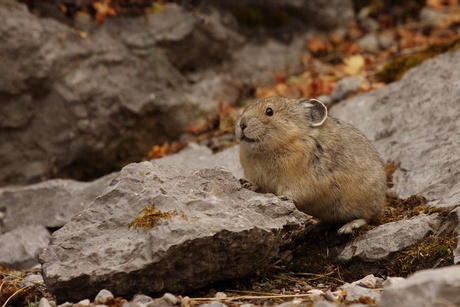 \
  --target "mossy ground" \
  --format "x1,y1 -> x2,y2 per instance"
193,191 -> 457,303
279,192 -> 456,285
377,38 -> 460,83
233,6 -> 291,28
0,266 -> 48,307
